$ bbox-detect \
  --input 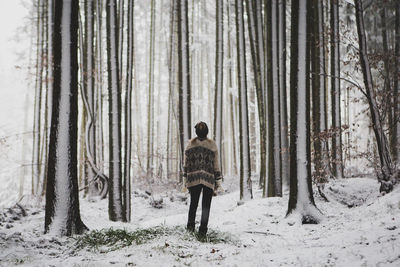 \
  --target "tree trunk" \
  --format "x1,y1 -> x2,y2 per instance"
394,1 -> 400,164
84,0 -> 98,195
245,0 -> 267,189
45,0 -> 88,236
312,0 -> 331,186
267,0 -> 282,197
214,0 -> 223,174
177,0 -> 191,181
330,0 -> 343,178
106,0 -> 126,222
278,0 -> 289,188
33,0 -> 44,197
236,0 -> 253,200
380,5 -> 393,161
147,0 -> 155,178
227,1 -> 238,176
354,0 -> 396,193
96,0 -> 104,172
124,0 -> 134,222
287,0 -> 321,224
167,0 -> 178,180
